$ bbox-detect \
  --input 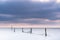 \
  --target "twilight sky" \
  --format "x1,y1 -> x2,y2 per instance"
0,0 -> 60,28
